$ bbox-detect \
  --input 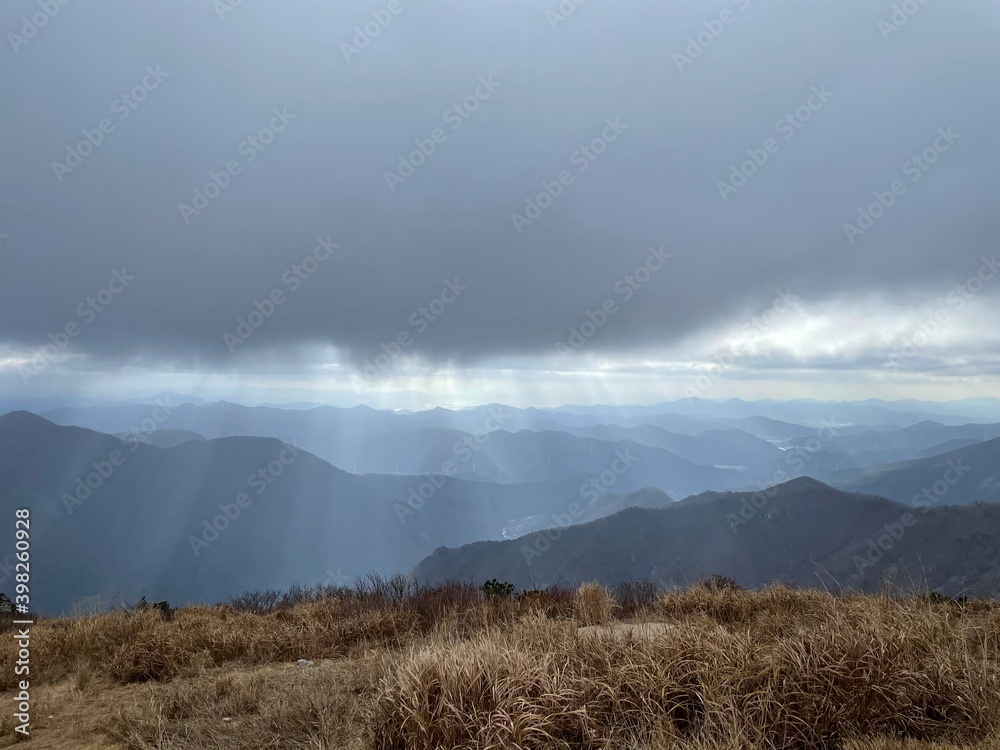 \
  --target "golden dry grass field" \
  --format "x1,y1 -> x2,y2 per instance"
1,580 -> 999,749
